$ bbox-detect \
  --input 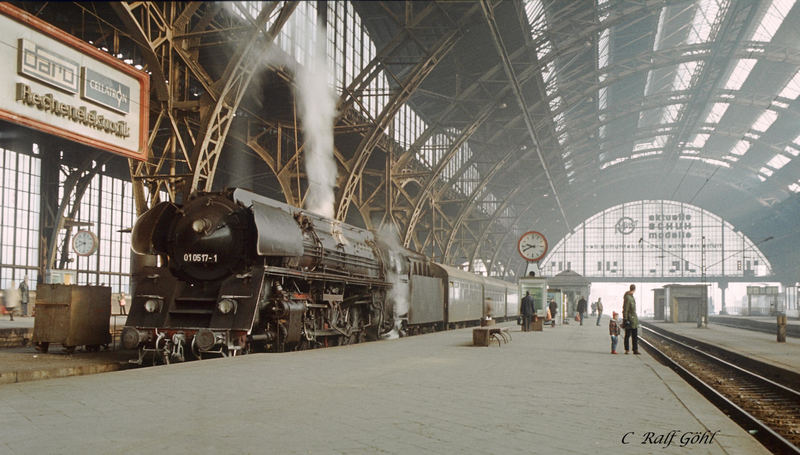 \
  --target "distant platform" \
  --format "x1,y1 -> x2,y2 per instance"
0,317 -> 768,454
708,314 -> 800,338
